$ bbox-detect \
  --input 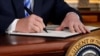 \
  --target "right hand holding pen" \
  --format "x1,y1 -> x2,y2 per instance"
15,14 -> 45,33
